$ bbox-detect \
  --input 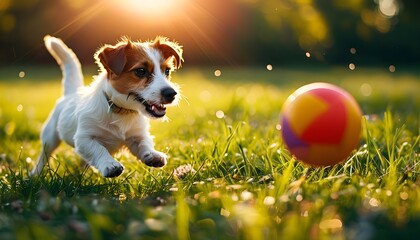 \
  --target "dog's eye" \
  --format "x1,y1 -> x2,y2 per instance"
164,68 -> 171,76
134,68 -> 148,78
